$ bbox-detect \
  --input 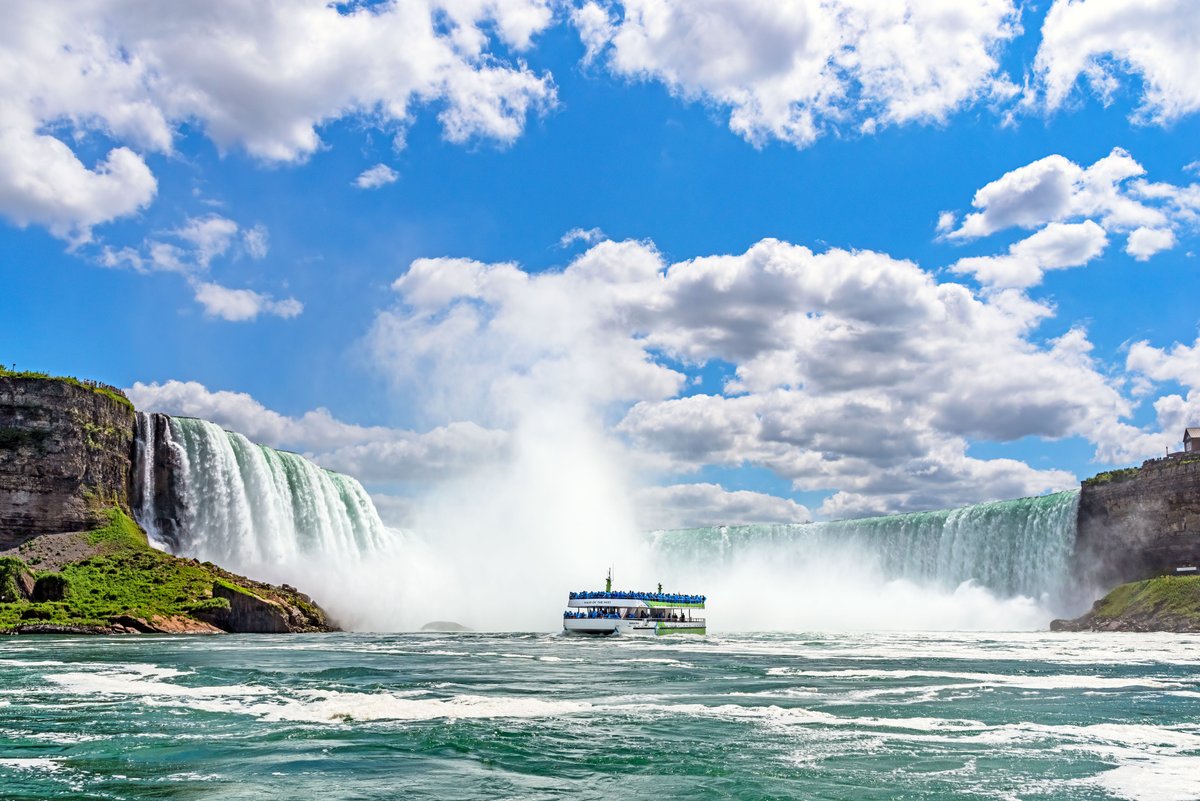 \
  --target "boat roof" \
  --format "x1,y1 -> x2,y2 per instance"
568,589 -> 706,609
